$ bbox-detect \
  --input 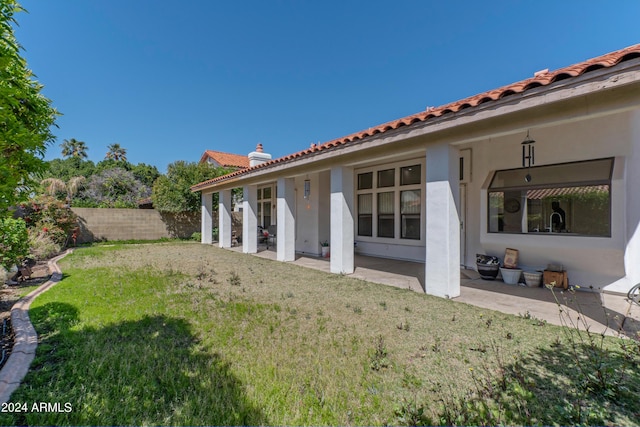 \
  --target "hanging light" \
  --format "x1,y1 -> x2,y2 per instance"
521,130 -> 535,182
